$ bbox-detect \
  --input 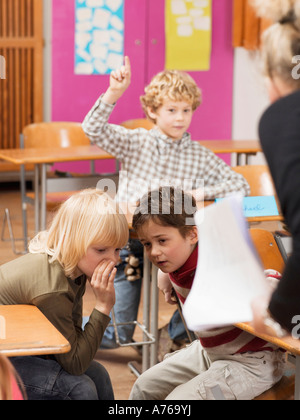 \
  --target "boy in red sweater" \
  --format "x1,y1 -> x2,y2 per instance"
130,187 -> 285,400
